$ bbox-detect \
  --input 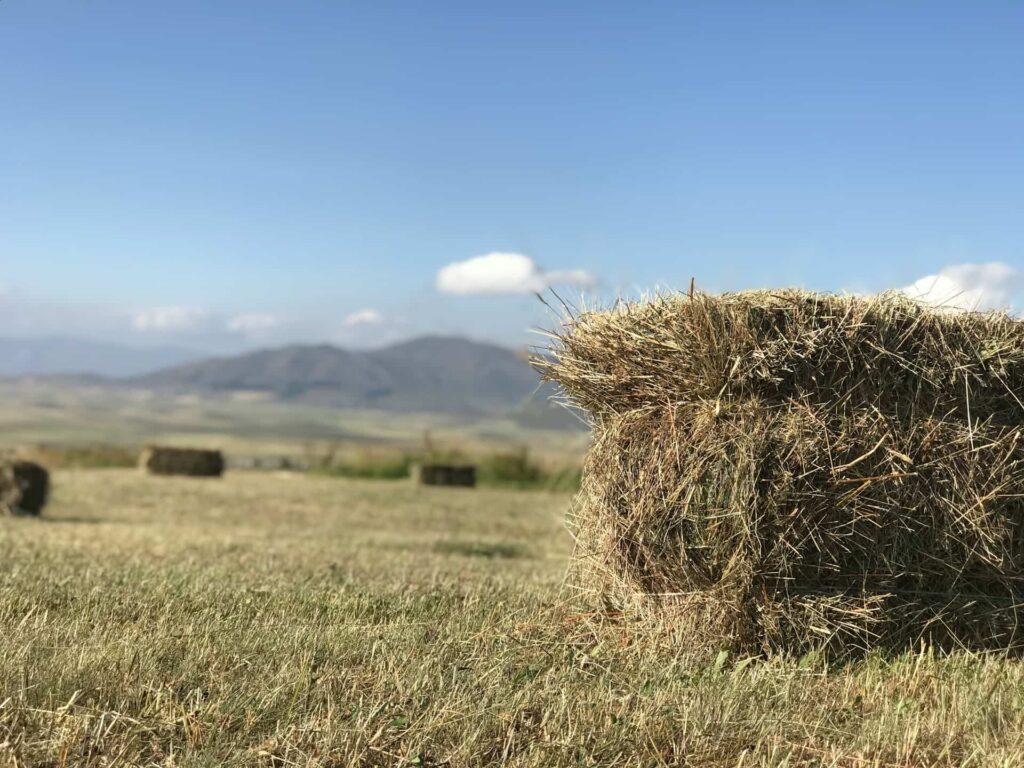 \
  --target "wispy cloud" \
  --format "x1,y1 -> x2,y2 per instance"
134,308 -> 287,336
900,262 -> 1024,312
436,252 -> 597,295
343,308 -> 385,326
226,313 -> 280,333
131,306 -> 209,332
